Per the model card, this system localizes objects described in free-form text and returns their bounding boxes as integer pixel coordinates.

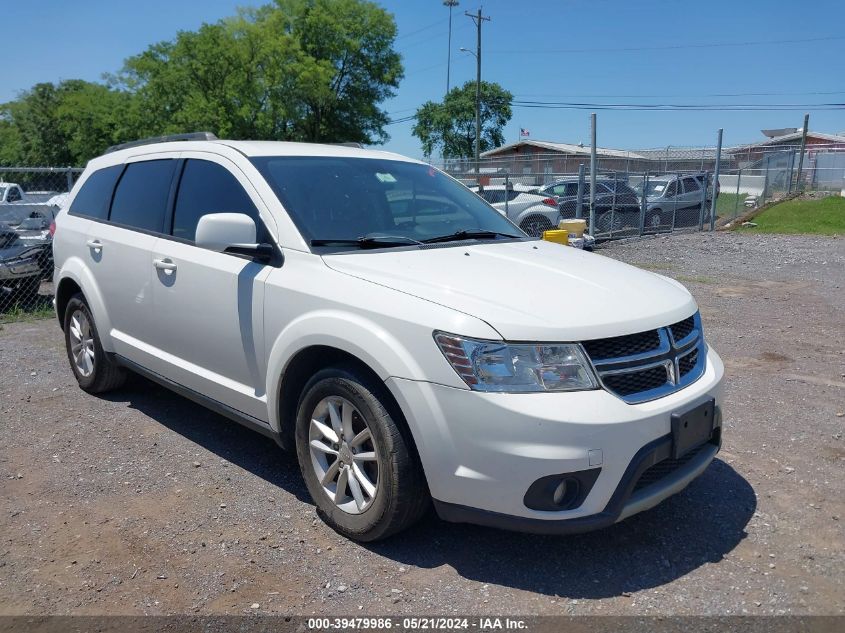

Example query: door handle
[153,258,177,272]
[86,239,102,251]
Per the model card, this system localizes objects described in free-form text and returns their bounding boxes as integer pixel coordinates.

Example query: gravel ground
[0,232,843,616]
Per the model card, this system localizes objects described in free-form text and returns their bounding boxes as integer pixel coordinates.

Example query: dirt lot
[0,232,843,616]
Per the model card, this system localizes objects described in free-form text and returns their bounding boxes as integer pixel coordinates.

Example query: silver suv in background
[636,174,719,230]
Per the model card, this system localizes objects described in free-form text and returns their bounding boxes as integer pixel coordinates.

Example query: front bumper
[386,346,724,533]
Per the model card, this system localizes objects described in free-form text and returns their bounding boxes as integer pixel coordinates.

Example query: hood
[322,240,697,342]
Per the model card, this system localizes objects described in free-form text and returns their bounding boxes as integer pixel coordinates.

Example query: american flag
[520,128,530,137]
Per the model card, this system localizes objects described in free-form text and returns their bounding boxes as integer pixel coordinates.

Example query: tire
[646,209,664,232]
[16,276,41,305]
[63,293,127,394]
[519,215,554,237]
[596,211,625,234]
[295,365,428,541]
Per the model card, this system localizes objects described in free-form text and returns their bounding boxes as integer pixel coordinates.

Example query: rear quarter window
[109,160,177,232]
[69,165,122,220]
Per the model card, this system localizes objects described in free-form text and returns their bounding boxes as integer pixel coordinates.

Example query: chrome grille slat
[583,312,706,404]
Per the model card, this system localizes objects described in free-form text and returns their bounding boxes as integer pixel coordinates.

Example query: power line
[514,89,845,99]
[487,34,845,55]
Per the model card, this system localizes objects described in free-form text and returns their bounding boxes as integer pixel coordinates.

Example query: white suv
[53,134,725,541]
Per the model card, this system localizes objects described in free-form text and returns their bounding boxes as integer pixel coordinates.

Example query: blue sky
[3,0,844,157]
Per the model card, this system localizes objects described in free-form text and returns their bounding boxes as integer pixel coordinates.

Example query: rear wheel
[596,211,625,234]
[519,215,554,237]
[295,365,428,541]
[63,293,127,393]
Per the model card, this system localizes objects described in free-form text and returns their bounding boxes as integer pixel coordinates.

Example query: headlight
[434,332,598,393]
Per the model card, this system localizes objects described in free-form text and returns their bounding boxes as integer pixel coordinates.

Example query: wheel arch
[54,260,112,347]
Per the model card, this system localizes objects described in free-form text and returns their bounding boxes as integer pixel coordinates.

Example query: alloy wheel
[308,396,380,514]
[68,309,95,377]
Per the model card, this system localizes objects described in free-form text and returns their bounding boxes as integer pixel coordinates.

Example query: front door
[146,156,275,421]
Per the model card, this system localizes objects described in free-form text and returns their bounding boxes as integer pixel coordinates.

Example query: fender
[264,309,435,433]
[56,258,115,351]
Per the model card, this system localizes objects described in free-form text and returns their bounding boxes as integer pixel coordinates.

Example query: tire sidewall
[63,295,104,391]
[294,368,400,539]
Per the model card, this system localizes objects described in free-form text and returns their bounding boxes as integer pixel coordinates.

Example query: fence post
[709,128,723,231]
[638,172,649,236]
[589,113,597,236]
[504,173,509,217]
[795,112,809,192]
[762,155,770,205]
[698,171,708,231]
[576,163,585,219]
[734,169,741,219]
[65,167,74,193]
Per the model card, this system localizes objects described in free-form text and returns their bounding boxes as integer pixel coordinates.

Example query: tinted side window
[69,166,122,220]
[682,177,700,193]
[665,181,678,197]
[110,160,177,232]
[172,160,262,242]
[7,187,22,202]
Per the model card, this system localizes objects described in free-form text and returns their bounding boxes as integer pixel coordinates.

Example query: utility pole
[466,8,490,179]
[444,1,459,96]
[795,112,810,192]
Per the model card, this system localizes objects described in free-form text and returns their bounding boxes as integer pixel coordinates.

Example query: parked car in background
[538,178,641,233]
[0,229,47,304]
[635,174,719,230]
[471,184,561,236]
[0,183,44,205]
[14,216,54,278]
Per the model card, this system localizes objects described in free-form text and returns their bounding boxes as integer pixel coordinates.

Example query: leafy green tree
[0,81,138,166]
[117,0,402,144]
[413,81,513,158]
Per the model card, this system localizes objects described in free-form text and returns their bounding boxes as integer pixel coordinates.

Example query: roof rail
[105,132,219,154]
[331,142,364,149]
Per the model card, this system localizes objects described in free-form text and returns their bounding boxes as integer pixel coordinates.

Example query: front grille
[678,348,698,377]
[603,365,668,396]
[582,330,660,360]
[670,316,695,342]
[632,442,708,494]
[583,312,706,404]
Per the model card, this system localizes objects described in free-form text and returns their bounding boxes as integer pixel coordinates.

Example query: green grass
[739,196,845,235]
[0,296,55,324]
[715,193,748,219]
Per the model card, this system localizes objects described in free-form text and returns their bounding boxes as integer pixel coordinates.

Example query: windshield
[637,181,671,197]
[251,157,523,245]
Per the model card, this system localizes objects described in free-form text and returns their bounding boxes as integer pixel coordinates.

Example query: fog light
[552,478,579,507]
[523,468,601,512]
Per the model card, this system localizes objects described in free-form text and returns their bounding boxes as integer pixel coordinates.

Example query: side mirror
[195,213,274,263]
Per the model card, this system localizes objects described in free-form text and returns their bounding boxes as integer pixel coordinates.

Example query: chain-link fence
[0,167,82,321]
[438,140,845,239]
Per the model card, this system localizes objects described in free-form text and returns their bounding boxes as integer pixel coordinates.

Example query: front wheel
[646,209,664,232]
[295,366,428,541]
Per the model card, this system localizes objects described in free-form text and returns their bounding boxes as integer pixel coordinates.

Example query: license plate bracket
[671,398,715,459]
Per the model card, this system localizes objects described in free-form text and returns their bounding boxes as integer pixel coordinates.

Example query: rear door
[146,155,276,420]
[681,176,703,211]
[87,156,178,361]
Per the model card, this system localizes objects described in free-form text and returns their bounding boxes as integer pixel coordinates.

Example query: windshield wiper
[310,235,423,249]
[422,229,522,244]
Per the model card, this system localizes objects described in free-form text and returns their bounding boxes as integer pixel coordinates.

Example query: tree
[1,81,140,166]
[412,81,513,159]
[116,0,402,144]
